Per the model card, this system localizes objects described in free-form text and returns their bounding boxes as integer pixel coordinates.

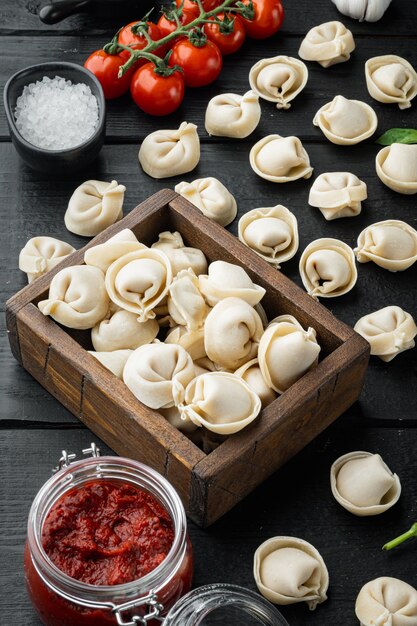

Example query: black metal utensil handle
[39,0,92,24]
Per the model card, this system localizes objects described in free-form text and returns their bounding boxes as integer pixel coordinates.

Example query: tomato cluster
[84,0,284,116]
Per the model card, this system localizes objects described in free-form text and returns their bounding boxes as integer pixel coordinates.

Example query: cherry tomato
[157,8,196,39]
[241,0,284,39]
[84,49,134,99]
[118,21,167,63]
[169,38,222,87]
[175,0,223,14]
[204,13,246,56]
[130,62,185,116]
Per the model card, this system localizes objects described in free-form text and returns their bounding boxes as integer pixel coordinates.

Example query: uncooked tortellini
[38,265,109,329]
[89,350,132,379]
[355,220,417,271]
[354,306,417,362]
[151,231,208,276]
[174,177,237,226]
[199,260,265,306]
[238,206,299,267]
[356,577,417,626]
[167,269,208,330]
[19,236,75,282]
[331,451,401,516]
[92,308,159,352]
[64,180,126,237]
[250,135,313,182]
[365,55,417,109]
[375,143,417,194]
[299,238,357,299]
[139,122,200,179]
[308,172,367,220]
[165,326,207,361]
[298,21,355,68]
[235,359,277,408]
[313,95,377,145]
[254,536,329,609]
[249,55,308,109]
[84,229,146,272]
[204,90,261,138]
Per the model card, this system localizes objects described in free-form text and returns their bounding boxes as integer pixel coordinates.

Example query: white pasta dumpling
[254,537,329,610]
[354,306,417,362]
[205,90,261,139]
[92,309,159,351]
[174,177,237,227]
[151,231,208,277]
[250,134,313,183]
[166,326,207,361]
[249,55,308,109]
[167,269,208,330]
[298,21,355,68]
[123,343,195,409]
[38,265,109,329]
[355,220,417,271]
[308,172,367,220]
[258,317,321,394]
[235,358,277,408]
[84,229,146,272]
[159,406,201,440]
[88,349,132,379]
[19,236,75,283]
[139,122,200,179]
[313,95,378,145]
[365,55,417,109]
[331,451,401,516]
[199,260,266,307]
[356,577,417,626]
[178,371,261,435]
[105,248,172,322]
[299,238,357,299]
[376,143,417,194]
[238,206,299,268]
[64,180,126,237]
[204,297,264,370]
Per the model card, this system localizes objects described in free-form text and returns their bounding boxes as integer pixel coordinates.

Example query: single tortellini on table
[354,306,417,362]
[64,180,126,237]
[234,358,277,408]
[88,349,132,379]
[38,265,109,330]
[151,231,208,276]
[19,236,75,282]
[258,316,321,394]
[355,219,417,271]
[84,229,146,272]
[138,122,200,179]
[92,308,159,352]
[308,172,367,220]
[199,260,266,307]
[356,577,417,626]
[250,134,313,182]
[298,21,355,68]
[165,326,207,361]
[254,536,329,610]
[204,90,261,138]
[313,95,378,145]
[249,55,308,109]
[299,238,357,299]
[174,177,237,226]
[105,248,172,322]
[331,451,401,516]
[375,143,417,194]
[238,206,299,268]
[365,55,417,109]
[167,269,208,330]
[123,343,195,409]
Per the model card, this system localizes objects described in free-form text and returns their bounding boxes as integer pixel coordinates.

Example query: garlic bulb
[331,0,392,23]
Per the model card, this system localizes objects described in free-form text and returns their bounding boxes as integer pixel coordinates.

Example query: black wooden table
[1,1,416,624]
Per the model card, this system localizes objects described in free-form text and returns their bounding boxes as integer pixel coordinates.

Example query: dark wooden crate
[6,189,370,526]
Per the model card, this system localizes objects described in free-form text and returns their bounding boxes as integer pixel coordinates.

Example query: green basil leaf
[376,128,417,146]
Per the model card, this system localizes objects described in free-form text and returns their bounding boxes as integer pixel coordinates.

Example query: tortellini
[199,261,266,307]
[254,537,329,609]
[88,349,132,379]
[298,21,355,68]
[84,229,146,272]
[299,238,358,299]
[249,55,308,109]
[204,90,261,139]
[354,306,417,362]
[174,177,237,226]
[308,172,367,220]
[178,371,261,435]
[64,180,126,237]
[167,269,208,330]
[91,308,159,352]
[19,236,75,282]
[331,451,401,516]
[313,95,378,145]
[105,248,172,321]
[123,343,195,409]
[365,55,417,109]
[250,134,313,182]
[376,143,417,194]
[238,206,299,267]
[165,326,207,361]
[38,265,109,330]
[151,231,208,276]
[356,577,417,626]
[258,316,320,394]
[159,406,201,438]
[234,359,277,408]
[355,220,417,271]
[138,122,200,179]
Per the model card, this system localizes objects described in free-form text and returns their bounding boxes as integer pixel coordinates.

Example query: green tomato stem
[382,523,417,551]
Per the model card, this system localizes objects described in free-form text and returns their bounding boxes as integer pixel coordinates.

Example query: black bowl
[4,61,106,174]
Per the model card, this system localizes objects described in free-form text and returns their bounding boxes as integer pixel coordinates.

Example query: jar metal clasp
[113,591,165,625]
[52,442,101,473]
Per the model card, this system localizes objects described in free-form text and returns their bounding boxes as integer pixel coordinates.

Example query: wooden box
[6,189,369,527]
